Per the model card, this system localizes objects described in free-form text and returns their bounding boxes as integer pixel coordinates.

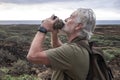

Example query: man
[27,8,96,80]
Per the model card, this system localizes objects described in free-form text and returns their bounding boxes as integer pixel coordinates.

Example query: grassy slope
[0,25,120,80]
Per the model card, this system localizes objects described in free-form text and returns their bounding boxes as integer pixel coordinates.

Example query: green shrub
[0,70,6,80]
[5,36,30,44]
[6,36,21,42]
[3,74,39,80]
[8,60,30,75]
[103,48,120,61]
[91,34,120,47]
[0,67,9,73]
[0,49,16,66]
[0,29,8,39]
[104,35,120,41]
[103,52,115,61]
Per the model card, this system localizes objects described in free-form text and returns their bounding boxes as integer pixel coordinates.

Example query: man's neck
[68,33,79,43]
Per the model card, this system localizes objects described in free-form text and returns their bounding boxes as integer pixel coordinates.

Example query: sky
[0,0,120,20]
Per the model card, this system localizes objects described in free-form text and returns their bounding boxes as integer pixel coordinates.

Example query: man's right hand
[41,15,59,32]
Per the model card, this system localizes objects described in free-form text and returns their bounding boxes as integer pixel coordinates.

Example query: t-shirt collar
[71,36,87,43]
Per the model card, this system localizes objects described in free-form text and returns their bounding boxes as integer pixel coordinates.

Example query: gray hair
[75,8,96,40]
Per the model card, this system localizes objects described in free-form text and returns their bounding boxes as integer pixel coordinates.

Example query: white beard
[61,25,70,34]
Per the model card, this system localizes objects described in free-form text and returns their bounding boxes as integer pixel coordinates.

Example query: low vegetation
[0,25,120,80]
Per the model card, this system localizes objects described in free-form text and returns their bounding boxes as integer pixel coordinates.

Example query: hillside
[0,25,120,80]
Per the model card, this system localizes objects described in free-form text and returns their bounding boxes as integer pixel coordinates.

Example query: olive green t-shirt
[45,42,89,80]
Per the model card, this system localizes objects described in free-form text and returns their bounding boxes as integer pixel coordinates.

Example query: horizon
[0,20,120,25]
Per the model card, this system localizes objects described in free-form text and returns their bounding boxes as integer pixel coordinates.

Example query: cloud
[95,9,120,20]
[0,3,74,20]
[0,0,120,20]
[0,0,120,11]
[0,0,82,4]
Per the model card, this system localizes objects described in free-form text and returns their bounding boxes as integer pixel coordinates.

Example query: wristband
[38,26,47,34]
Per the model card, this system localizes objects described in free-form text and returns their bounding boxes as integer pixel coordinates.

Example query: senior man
[27,8,96,80]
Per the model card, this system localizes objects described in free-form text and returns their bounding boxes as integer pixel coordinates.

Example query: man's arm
[27,15,58,65]
[27,32,50,65]
[51,30,62,48]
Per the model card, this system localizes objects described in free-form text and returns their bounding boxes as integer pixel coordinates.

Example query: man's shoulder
[64,42,83,49]
[45,43,78,58]
[60,43,79,51]
[63,42,78,47]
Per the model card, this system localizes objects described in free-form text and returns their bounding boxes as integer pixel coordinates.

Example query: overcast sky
[0,0,120,20]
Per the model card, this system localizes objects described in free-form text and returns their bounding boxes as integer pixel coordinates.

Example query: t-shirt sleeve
[45,44,73,70]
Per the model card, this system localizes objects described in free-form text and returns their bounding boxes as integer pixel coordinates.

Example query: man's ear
[75,23,83,30]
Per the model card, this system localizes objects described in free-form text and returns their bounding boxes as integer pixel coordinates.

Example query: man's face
[62,11,79,34]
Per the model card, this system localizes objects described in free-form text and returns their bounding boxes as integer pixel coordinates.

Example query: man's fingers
[51,14,58,20]
[53,17,59,22]
[42,15,59,25]
[50,15,59,23]
[51,14,55,19]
